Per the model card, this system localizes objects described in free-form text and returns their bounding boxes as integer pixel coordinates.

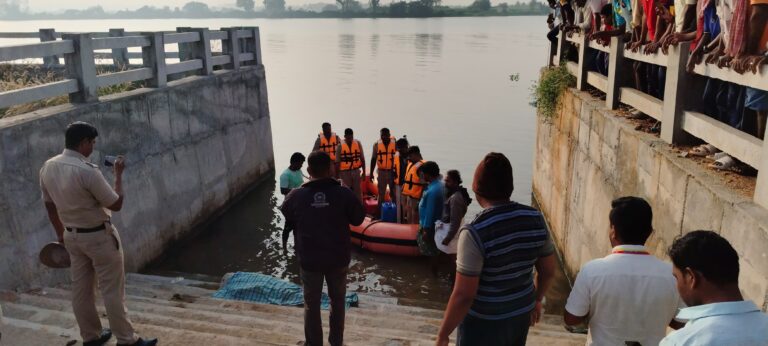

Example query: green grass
[531,64,576,121]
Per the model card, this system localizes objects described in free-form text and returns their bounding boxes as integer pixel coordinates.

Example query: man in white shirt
[564,196,683,346]
[660,231,768,345]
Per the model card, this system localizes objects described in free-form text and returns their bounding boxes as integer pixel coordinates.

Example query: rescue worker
[312,122,341,166]
[393,137,409,223]
[39,122,157,346]
[402,145,426,225]
[336,128,366,202]
[369,128,397,217]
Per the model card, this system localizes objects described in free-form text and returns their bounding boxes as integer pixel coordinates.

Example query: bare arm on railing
[732,4,768,74]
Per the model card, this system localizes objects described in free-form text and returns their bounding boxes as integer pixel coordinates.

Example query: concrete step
[0,273,586,346]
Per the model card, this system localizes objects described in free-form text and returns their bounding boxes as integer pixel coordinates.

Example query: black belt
[66,224,106,233]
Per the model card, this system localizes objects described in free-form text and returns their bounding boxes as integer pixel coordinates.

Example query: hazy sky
[23,0,503,11]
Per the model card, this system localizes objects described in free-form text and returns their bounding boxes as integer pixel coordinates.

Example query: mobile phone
[104,155,117,167]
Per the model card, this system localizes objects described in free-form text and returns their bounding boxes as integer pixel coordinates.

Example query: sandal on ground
[689,144,719,157]
[708,155,739,172]
[707,151,729,161]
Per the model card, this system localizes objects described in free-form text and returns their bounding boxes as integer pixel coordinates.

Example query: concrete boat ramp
[0,273,586,345]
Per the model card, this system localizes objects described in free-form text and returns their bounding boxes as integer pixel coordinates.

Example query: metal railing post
[109,28,129,68]
[605,36,625,110]
[39,28,59,68]
[62,33,98,103]
[223,27,241,70]
[661,42,692,144]
[141,32,167,88]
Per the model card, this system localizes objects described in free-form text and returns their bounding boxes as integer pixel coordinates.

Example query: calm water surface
[1,18,569,311]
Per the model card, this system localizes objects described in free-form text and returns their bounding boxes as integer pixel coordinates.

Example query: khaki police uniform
[39,149,138,345]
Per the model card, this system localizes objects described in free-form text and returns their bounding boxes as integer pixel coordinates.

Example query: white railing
[0,26,263,109]
[552,31,768,209]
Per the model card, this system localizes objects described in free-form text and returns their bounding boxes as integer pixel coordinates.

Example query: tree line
[0,0,549,20]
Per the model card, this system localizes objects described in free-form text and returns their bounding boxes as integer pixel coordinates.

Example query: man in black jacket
[280,151,366,346]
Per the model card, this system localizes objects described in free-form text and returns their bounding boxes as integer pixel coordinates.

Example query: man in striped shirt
[436,152,557,346]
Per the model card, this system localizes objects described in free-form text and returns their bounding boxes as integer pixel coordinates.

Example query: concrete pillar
[605,37,626,110]
[141,32,167,88]
[576,36,591,91]
[62,33,98,103]
[756,136,768,209]
[253,27,263,65]
[222,28,241,71]
[188,28,213,75]
[555,30,567,66]
[176,27,193,62]
[661,42,692,144]
[109,28,130,68]
[39,28,59,68]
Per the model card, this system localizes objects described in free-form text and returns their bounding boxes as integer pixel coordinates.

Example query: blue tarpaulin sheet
[212,272,358,310]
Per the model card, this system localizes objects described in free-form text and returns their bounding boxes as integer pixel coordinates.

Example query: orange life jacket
[402,160,425,198]
[318,132,338,161]
[375,137,396,170]
[339,140,363,171]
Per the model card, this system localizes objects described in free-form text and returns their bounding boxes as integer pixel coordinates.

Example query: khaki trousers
[396,185,404,223]
[376,169,397,210]
[340,169,362,202]
[63,224,137,345]
[405,196,421,225]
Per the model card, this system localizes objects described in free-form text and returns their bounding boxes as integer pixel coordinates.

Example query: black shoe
[117,337,158,346]
[83,329,112,346]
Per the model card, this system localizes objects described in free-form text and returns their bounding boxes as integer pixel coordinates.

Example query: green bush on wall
[531,64,575,121]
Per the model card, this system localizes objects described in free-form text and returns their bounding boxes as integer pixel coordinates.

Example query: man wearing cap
[436,152,557,346]
[39,122,157,346]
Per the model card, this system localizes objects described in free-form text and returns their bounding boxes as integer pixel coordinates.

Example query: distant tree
[322,3,340,11]
[370,0,380,14]
[497,2,508,12]
[264,0,286,13]
[182,1,210,15]
[389,1,407,16]
[237,0,256,11]
[470,0,491,11]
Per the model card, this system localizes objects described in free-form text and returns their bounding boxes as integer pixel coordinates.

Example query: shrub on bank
[531,64,575,121]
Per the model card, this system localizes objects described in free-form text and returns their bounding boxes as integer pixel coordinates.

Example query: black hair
[609,196,653,245]
[381,128,390,134]
[322,122,331,129]
[446,169,462,185]
[307,151,331,174]
[396,137,409,148]
[290,152,306,164]
[668,230,739,285]
[65,121,99,150]
[421,161,439,177]
[344,128,353,136]
[407,145,421,156]
[600,3,613,17]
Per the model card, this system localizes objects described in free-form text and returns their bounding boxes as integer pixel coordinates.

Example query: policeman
[336,128,366,202]
[39,122,157,346]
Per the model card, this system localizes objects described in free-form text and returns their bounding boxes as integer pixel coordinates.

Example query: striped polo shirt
[463,202,554,320]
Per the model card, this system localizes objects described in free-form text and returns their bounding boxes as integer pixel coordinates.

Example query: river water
[1,17,569,312]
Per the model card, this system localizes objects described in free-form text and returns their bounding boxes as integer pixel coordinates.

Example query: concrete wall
[533,88,768,310]
[0,66,274,289]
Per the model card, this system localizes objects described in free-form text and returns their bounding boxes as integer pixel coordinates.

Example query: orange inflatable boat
[350,217,421,256]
